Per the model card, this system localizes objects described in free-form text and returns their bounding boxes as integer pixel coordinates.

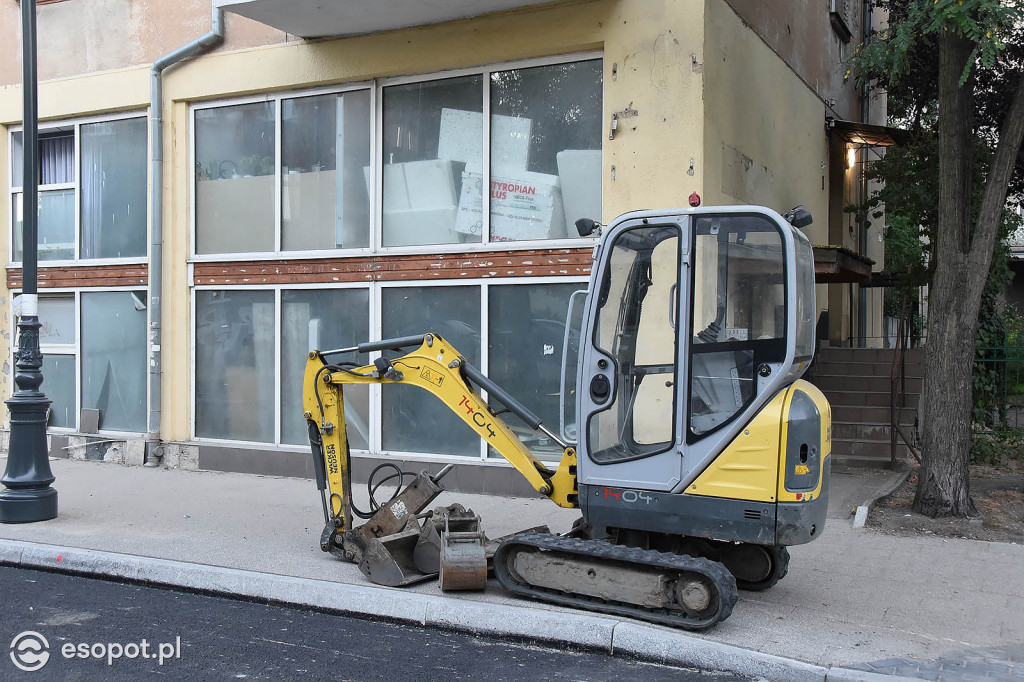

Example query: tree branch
[970,76,1024,270]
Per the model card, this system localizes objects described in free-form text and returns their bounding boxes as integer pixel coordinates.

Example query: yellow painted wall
[702,0,830,322]
[0,0,711,441]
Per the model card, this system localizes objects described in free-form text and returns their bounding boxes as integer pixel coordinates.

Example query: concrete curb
[852,469,912,529]
[0,538,914,682]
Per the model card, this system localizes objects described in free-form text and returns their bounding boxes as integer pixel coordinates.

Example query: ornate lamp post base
[0,316,57,523]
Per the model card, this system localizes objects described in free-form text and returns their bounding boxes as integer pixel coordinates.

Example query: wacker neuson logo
[9,630,182,671]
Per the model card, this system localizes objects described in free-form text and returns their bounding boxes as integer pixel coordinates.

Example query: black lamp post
[0,0,57,523]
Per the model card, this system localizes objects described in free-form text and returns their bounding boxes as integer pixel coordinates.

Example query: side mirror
[784,206,813,229]
[575,217,602,237]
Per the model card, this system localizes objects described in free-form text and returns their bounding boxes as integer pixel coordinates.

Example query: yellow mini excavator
[302,205,831,631]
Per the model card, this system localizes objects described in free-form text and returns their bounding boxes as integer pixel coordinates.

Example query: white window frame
[190,276,588,468]
[8,286,149,437]
[189,84,377,262]
[187,51,603,263]
[7,112,150,268]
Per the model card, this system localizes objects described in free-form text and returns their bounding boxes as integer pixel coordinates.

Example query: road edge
[0,538,912,682]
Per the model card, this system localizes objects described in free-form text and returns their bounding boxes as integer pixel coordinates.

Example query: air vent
[743,509,762,520]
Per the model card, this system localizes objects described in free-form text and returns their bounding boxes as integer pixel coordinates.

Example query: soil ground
[868,458,1024,543]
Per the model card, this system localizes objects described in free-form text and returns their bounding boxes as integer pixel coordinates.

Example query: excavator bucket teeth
[358,527,438,587]
[439,512,487,591]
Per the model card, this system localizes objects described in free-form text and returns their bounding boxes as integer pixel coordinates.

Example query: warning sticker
[420,368,444,387]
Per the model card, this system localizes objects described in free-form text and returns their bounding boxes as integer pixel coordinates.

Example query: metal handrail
[889,293,921,466]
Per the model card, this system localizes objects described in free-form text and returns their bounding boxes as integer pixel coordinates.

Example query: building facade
[0,0,885,490]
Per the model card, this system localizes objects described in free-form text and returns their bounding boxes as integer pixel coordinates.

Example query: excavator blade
[358,526,437,587]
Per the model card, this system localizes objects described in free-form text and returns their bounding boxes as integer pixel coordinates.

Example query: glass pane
[39,133,74,185]
[13,189,76,261]
[11,130,22,188]
[588,225,679,463]
[81,292,147,432]
[382,76,482,247]
[195,102,276,254]
[488,283,580,460]
[794,232,816,360]
[38,295,75,345]
[282,91,371,251]
[381,286,480,456]
[489,60,602,241]
[195,290,275,442]
[689,215,786,438]
[80,118,148,259]
[43,354,76,428]
[281,288,370,448]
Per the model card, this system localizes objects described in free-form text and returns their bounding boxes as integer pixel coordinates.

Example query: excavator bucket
[439,511,487,591]
[358,524,438,587]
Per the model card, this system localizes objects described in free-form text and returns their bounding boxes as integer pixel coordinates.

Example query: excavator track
[493,532,738,631]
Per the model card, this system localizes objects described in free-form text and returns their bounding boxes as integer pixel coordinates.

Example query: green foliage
[856,0,1021,88]
[971,423,1024,464]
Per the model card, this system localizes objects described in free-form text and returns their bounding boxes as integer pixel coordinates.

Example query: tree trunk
[914,29,1024,517]
[913,30,978,517]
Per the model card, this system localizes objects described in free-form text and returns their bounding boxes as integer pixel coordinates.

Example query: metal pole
[0,0,57,523]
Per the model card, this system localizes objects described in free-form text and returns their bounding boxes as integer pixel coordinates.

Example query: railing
[889,296,921,466]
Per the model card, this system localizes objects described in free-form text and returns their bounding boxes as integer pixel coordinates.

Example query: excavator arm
[302,332,579,532]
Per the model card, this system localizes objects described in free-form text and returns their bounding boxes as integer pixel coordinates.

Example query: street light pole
[0,0,57,523]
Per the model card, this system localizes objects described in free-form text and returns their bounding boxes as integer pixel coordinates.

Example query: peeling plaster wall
[703,0,831,323]
[0,0,289,86]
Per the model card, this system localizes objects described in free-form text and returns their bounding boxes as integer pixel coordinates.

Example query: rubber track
[493,532,738,631]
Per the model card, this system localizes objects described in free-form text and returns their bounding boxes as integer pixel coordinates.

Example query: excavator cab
[570,207,828,571]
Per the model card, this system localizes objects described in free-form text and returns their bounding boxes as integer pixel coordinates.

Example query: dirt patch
[867,460,1024,543]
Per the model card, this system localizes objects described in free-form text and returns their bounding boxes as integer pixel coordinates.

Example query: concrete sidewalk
[0,456,1021,681]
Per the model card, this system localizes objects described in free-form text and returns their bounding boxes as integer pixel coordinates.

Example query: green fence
[974,345,1024,432]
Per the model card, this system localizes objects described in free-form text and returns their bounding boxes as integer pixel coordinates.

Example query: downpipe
[146,6,224,466]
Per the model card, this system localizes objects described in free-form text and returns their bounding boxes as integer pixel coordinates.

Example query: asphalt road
[0,566,744,681]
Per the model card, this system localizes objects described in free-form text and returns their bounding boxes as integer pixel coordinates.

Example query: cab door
[575,217,688,491]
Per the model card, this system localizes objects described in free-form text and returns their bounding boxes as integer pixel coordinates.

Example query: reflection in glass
[13,189,76,261]
[195,290,275,442]
[81,118,148,259]
[42,354,75,428]
[195,102,276,254]
[489,60,602,241]
[282,91,371,250]
[381,286,480,456]
[11,130,22,188]
[281,289,370,448]
[82,292,147,432]
[38,295,76,345]
[382,76,482,247]
[487,283,580,459]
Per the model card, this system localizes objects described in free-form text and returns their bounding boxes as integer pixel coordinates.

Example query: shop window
[488,60,603,242]
[81,292,148,432]
[195,102,276,254]
[15,291,147,432]
[195,290,276,441]
[380,285,481,456]
[381,76,483,247]
[280,288,370,448]
[282,92,371,251]
[10,117,147,262]
[487,282,581,459]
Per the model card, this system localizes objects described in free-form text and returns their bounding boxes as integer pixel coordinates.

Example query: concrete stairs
[808,347,925,467]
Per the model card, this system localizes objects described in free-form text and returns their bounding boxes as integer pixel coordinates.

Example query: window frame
[190,276,588,466]
[7,285,149,437]
[187,51,603,263]
[7,111,150,268]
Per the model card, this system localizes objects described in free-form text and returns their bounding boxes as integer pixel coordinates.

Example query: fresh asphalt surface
[0,566,746,681]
